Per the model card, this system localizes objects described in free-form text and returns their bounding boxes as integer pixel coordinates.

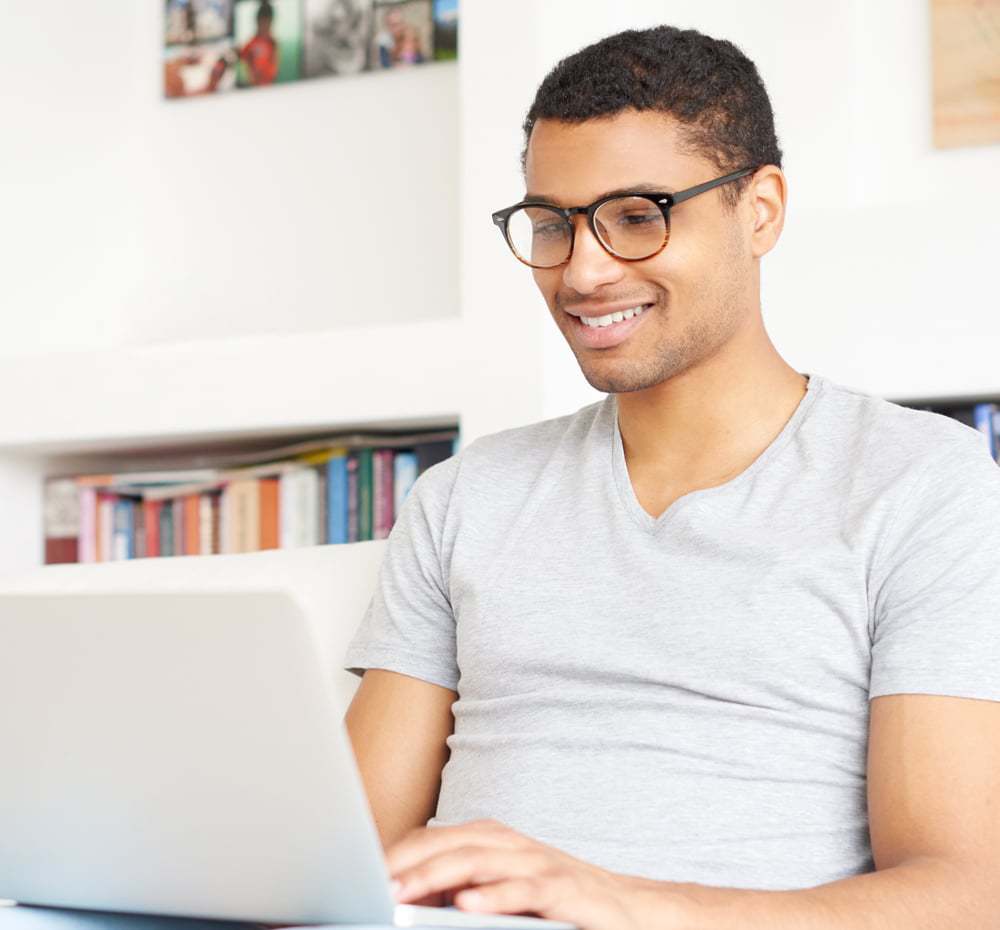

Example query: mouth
[565,303,654,349]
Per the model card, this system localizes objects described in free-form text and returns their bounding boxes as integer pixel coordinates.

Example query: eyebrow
[522,182,676,204]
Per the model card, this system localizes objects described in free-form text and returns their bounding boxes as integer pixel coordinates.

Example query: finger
[386,819,524,875]
[454,877,570,921]
[394,845,547,903]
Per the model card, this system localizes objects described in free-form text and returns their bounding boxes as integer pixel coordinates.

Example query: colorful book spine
[112,498,135,561]
[259,478,280,550]
[358,448,374,542]
[347,453,360,544]
[373,449,395,540]
[144,499,163,558]
[78,485,98,563]
[327,455,349,544]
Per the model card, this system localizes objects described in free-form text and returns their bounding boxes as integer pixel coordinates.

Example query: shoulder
[408,398,607,507]
[809,374,993,485]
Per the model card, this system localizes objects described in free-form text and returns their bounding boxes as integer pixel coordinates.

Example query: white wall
[0,1,459,357]
[459,1,1000,434]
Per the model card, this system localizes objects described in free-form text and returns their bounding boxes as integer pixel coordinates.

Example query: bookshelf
[0,318,464,579]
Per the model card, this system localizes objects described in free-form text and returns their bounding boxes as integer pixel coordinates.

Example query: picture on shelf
[164,0,237,98]
[164,0,458,99]
[234,0,303,86]
[432,0,457,60]
[931,0,1000,148]
[371,0,432,68]
[164,41,238,97]
[303,0,372,78]
[166,0,234,46]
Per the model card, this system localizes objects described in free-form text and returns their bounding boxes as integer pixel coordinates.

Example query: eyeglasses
[491,166,757,269]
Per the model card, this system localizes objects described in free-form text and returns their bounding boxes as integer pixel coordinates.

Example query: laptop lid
[0,590,395,926]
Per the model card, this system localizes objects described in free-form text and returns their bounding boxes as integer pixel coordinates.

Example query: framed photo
[432,0,457,61]
[371,0,433,69]
[303,0,373,78]
[234,0,303,87]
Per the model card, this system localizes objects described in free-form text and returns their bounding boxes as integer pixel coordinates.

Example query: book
[326,454,349,545]
[358,448,374,542]
[393,450,418,516]
[78,485,98,563]
[346,453,360,544]
[144,499,163,558]
[259,478,280,550]
[43,479,80,565]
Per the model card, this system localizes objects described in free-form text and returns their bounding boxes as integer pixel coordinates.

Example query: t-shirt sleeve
[343,454,460,692]
[869,430,1000,702]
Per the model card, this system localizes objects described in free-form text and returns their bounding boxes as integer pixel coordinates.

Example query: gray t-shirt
[344,372,1000,891]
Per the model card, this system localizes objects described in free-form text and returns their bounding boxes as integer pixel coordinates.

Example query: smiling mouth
[574,304,653,329]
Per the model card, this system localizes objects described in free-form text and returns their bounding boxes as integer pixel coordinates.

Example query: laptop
[0,590,574,930]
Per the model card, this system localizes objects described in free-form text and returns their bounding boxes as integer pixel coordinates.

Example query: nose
[561,214,626,295]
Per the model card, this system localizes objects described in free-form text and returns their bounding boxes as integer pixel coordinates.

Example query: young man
[344,26,1000,930]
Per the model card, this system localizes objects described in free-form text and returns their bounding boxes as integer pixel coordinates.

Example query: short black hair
[522,26,783,211]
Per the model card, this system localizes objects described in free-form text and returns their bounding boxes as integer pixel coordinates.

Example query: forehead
[524,110,710,204]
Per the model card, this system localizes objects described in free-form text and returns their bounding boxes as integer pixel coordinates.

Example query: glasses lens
[506,206,572,268]
[593,196,668,259]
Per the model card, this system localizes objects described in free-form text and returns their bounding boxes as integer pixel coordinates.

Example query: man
[344,25,1000,930]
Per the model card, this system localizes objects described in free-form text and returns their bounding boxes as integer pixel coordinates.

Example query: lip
[563,300,654,318]
[567,304,652,349]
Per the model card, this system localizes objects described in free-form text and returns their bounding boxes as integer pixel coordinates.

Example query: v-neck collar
[609,372,824,533]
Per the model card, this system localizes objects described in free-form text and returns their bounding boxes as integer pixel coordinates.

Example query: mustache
[554,289,665,314]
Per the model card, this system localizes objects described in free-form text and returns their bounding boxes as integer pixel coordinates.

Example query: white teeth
[580,305,648,328]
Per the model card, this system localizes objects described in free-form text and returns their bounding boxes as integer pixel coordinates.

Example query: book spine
[144,499,162,558]
[159,499,174,557]
[327,455,348,544]
[210,491,221,555]
[347,453,359,544]
[358,448,373,542]
[134,500,146,559]
[172,499,185,557]
[374,449,395,540]
[259,477,280,550]
[78,485,98,563]
[199,493,214,554]
[184,493,201,555]
[393,451,418,519]
[43,478,80,565]
[315,465,327,546]
[112,498,133,561]
[97,492,115,562]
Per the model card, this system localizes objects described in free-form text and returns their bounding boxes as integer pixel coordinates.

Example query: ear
[747,165,787,259]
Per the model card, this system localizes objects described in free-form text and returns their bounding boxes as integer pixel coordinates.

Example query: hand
[386,818,671,930]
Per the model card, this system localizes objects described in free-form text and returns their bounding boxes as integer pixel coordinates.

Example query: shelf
[0,317,465,456]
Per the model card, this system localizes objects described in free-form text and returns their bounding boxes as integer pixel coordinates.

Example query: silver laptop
[0,590,573,930]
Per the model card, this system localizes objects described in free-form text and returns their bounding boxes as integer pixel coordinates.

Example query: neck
[615,319,808,486]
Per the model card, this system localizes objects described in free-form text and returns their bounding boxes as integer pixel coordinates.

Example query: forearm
[649,856,997,930]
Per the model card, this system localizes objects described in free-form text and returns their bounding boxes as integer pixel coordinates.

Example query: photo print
[371,0,433,69]
[164,0,237,98]
[432,0,457,60]
[234,0,303,86]
[304,0,373,78]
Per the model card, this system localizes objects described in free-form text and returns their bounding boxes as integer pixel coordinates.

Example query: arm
[345,667,456,850]
[653,692,1000,929]
[387,693,1000,929]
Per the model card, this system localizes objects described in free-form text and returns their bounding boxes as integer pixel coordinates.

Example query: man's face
[524,109,756,395]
